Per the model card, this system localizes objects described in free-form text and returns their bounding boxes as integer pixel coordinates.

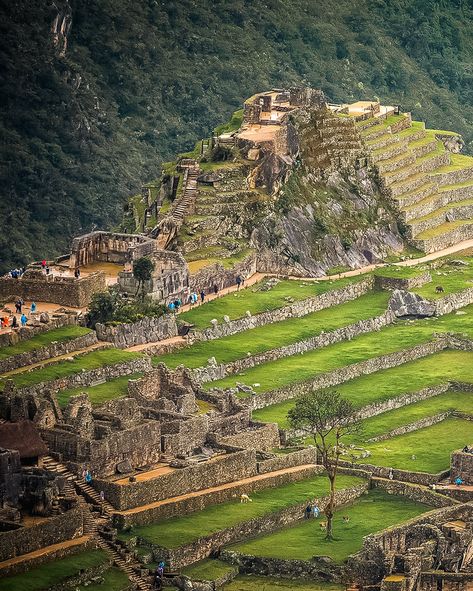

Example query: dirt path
[0,535,91,572]
[114,463,316,516]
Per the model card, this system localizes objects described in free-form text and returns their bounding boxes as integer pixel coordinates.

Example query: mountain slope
[1,0,472,272]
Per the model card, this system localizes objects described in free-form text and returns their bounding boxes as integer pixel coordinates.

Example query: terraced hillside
[359,114,473,253]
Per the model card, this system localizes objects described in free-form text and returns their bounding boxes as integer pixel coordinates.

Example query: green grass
[374,265,427,279]
[254,351,473,429]
[224,576,343,591]
[0,326,92,361]
[228,490,428,563]
[359,417,473,473]
[178,276,362,330]
[76,567,130,591]
[416,220,471,240]
[182,559,235,581]
[160,291,390,369]
[0,549,109,591]
[0,349,142,390]
[214,108,244,136]
[119,474,363,549]
[433,153,473,173]
[207,304,473,395]
[57,372,145,407]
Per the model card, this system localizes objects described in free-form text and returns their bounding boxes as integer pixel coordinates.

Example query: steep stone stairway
[42,455,154,591]
[153,159,200,250]
[358,114,473,253]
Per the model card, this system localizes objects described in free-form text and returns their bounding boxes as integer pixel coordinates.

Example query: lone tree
[288,390,360,540]
[133,257,154,301]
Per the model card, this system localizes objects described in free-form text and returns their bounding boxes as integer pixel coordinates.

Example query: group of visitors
[304,500,321,519]
[168,298,183,312]
[8,267,25,278]
[41,260,51,275]
[1,300,37,330]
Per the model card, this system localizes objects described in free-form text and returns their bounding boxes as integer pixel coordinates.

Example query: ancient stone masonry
[68,231,157,269]
[450,449,473,485]
[152,481,368,570]
[189,276,374,342]
[347,503,473,591]
[193,310,394,384]
[95,313,178,348]
[238,338,449,411]
[117,249,190,304]
[0,331,98,374]
[0,267,106,308]
[0,310,82,349]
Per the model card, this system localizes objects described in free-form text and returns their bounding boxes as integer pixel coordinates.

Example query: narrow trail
[114,463,317,516]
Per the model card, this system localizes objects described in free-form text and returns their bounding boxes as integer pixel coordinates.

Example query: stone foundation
[95,314,178,348]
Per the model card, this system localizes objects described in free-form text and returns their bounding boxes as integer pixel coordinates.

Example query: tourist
[74,267,81,278]
[1,317,8,329]
[85,469,92,484]
[312,503,320,518]
[168,301,175,313]
[213,284,218,295]
[45,265,50,275]
[20,313,27,327]
[388,469,394,480]
[11,315,18,329]
[236,275,242,290]
[192,292,198,304]
[455,477,464,487]
[200,290,205,303]
[41,259,46,269]
[30,301,36,314]
[305,502,312,519]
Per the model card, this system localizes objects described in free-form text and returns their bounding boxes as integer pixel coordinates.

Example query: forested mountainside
[1,0,473,272]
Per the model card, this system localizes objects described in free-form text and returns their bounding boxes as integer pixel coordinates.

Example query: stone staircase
[152,159,200,250]
[359,115,473,253]
[42,455,154,591]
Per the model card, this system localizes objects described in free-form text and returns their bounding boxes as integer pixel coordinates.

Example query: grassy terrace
[178,276,361,330]
[119,474,364,548]
[182,559,235,581]
[253,350,473,428]
[224,576,343,591]
[0,348,142,390]
[56,372,144,407]
[0,549,113,591]
[206,304,473,395]
[0,326,92,361]
[160,291,390,369]
[228,490,428,563]
[359,417,473,473]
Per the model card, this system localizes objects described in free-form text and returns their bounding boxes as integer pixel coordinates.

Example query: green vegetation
[57,372,144,407]
[229,490,428,563]
[0,549,109,591]
[206,305,473,395]
[179,276,360,330]
[0,326,92,361]
[214,109,244,136]
[76,567,130,591]
[87,290,167,328]
[254,351,473,428]
[0,348,142,390]
[359,418,473,473]
[162,291,390,369]
[224,576,343,591]
[3,1,473,272]
[182,559,235,581]
[119,474,363,548]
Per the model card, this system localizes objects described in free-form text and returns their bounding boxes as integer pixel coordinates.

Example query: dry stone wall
[96,450,257,511]
[0,331,97,373]
[193,310,394,384]
[338,459,449,486]
[256,447,317,474]
[114,465,320,529]
[189,277,374,343]
[17,357,152,398]
[95,314,178,348]
[216,422,280,451]
[243,338,448,411]
[434,286,473,315]
[189,254,257,295]
[415,223,473,254]
[0,504,83,562]
[371,477,458,508]
[374,272,432,291]
[153,481,368,569]
[0,313,81,348]
[0,271,106,307]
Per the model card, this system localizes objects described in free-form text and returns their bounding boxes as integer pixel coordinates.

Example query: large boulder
[388,289,436,318]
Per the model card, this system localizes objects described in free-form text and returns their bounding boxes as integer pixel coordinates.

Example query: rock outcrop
[388,289,436,318]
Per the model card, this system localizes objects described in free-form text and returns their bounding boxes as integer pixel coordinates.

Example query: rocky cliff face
[245,108,404,276]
